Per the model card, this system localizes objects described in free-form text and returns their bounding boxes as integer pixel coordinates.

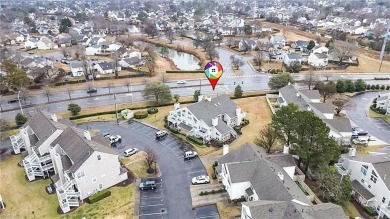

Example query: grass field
[216,201,241,219]
[342,201,362,218]
[0,155,136,219]
[0,129,19,141]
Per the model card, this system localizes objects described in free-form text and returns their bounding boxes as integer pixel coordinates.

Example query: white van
[155,130,167,139]
[184,151,198,160]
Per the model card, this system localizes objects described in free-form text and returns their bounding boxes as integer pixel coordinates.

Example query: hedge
[166,70,204,73]
[147,107,158,114]
[234,126,242,135]
[134,110,148,119]
[187,136,203,145]
[88,190,111,204]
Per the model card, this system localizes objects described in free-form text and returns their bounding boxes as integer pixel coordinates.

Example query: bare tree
[330,41,357,65]
[206,49,219,60]
[110,51,120,77]
[136,42,146,57]
[232,58,245,70]
[303,70,319,90]
[145,60,157,77]
[86,82,94,97]
[333,95,351,116]
[124,78,132,92]
[66,84,73,99]
[19,87,29,105]
[254,124,279,153]
[315,81,337,103]
[253,52,264,70]
[226,37,233,48]
[144,148,157,173]
[165,27,174,43]
[43,85,52,102]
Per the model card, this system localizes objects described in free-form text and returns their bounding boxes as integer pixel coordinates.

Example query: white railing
[334,163,348,175]
[380,205,390,218]
[10,132,24,154]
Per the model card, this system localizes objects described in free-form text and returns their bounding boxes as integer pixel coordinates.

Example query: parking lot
[78,121,218,219]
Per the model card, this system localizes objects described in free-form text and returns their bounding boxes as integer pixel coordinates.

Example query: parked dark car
[139,181,157,191]
[352,127,368,136]
[87,88,98,94]
[8,99,19,104]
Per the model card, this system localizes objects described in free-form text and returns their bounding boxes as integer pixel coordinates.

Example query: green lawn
[0,155,136,218]
[0,129,19,141]
[342,201,362,218]
[368,109,390,124]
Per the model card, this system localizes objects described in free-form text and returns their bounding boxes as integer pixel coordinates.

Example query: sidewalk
[190,183,228,208]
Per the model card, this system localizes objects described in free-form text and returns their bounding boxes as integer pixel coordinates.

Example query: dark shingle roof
[51,127,117,173]
[267,154,296,168]
[299,90,321,100]
[243,200,303,219]
[97,61,114,70]
[295,40,309,47]
[215,118,234,134]
[323,118,352,133]
[187,95,238,127]
[123,57,141,65]
[309,102,334,114]
[352,180,374,200]
[372,162,390,190]
[217,143,263,165]
[287,53,302,60]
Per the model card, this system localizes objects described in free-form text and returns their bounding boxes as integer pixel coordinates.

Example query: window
[361,179,364,183]
[383,197,386,203]
[372,171,378,177]
[77,171,85,179]
[370,174,377,183]
[97,155,101,161]
[99,184,103,190]
[368,185,371,188]
[361,165,368,176]
[92,177,97,183]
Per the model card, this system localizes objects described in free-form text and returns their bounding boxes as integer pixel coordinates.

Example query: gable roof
[215,117,234,134]
[352,180,375,200]
[217,143,263,165]
[96,61,114,70]
[272,35,286,42]
[123,57,141,65]
[309,102,334,114]
[323,118,352,133]
[51,127,117,173]
[299,89,321,100]
[314,53,328,59]
[187,95,238,127]
[295,40,309,47]
[372,162,390,190]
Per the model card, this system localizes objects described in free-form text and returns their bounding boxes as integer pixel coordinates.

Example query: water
[138,41,201,70]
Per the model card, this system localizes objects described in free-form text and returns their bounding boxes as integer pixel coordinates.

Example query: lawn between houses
[0,155,138,219]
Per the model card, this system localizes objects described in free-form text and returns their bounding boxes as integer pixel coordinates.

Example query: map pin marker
[204,61,223,90]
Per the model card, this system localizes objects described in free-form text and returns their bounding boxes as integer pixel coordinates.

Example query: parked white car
[192,175,210,185]
[106,135,122,145]
[124,148,139,157]
[177,80,186,84]
[352,138,368,145]
[184,151,198,160]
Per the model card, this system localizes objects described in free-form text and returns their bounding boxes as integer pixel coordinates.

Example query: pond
[138,41,201,70]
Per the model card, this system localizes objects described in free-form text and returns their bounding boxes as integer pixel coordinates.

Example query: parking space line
[140,204,164,208]
[187,170,205,174]
[140,196,163,200]
[196,214,220,219]
[139,212,167,216]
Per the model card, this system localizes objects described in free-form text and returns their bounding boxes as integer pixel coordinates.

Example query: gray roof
[272,35,286,42]
[299,90,321,100]
[217,143,263,166]
[61,154,72,170]
[123,57,141,65]
[215,117,234,134]
[51,127,117,173]
[23,111,68,149]
[309,102,334,114]
[314,53,328,59]
[299,202,347,219]
[295,40,309,47]
[97,61,114,70]
[267,154,296,168]
[70,61,83,69]
[323,118,352,133]
[187,95,239,127]
[287,53,302,60]
[279,85,308,111]
[352,180,375,200]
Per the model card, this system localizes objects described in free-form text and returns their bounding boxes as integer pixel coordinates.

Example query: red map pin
[204,61,223,90]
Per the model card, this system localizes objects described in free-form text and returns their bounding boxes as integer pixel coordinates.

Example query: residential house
[89,36,105,46]
[335,147,390,217]
[283,53,302,66]
[375,93,390,115]
[311,46,329,55]
[24,38,39,49]
[291,40,309,51]
[220,27,236,36]
[238,39,257,51]
[269,35,286,48]
[70,62,84,77]
[277,83,352,144]
[118,57,142,68]
[93,61,121,74]
[100,42,121,53]
[215,143,347,219]
[308,53,329,67]
[9,111,128,213]
[37,36,58,50]
[167,95,246,142]
[85,45,102,56]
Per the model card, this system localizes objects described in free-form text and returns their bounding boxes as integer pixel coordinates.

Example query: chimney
[84,130,91,140]
[51,113,58,122]
[236,108,242,116]
[174,102,180,110]
[223,144,229,155]
[348,148,356,157]
[198,95,204,102]
[296,92,300,97]
[283,144,289,154]
[212,117,218,126]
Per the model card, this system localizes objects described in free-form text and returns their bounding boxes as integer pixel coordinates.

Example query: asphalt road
[346,91,390,144]
[77,120,210,219]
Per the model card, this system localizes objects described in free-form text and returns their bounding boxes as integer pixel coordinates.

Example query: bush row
[134,110,148,119]
[199,188,225,196]
[187,136,203,145]
[88,190,111,204]
[166,70,204,73]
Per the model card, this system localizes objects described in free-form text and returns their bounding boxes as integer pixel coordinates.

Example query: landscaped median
[0,155,136,218]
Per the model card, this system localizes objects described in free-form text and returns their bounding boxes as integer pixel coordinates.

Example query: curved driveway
[78,120,209,219]
[346,91,390,144]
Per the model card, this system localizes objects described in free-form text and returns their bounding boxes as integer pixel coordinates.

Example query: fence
[265,94,279,114]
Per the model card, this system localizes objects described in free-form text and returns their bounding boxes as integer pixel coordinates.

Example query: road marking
[187,170,205,174]
[140,196,163,200]
[224,85,230,92]
[139,211,167,216]
[140,204,164,208]
[196,214,220,219]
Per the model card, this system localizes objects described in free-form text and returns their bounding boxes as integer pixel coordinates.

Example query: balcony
[379,205,390,219]
[334,163,348,175]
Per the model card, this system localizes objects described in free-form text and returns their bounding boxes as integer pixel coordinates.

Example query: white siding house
[283,53,302,66]
[376,93,390,115]
[85,45,102,56]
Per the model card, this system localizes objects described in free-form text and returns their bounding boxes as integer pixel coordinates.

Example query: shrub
[199,191,204,196]
[366,84,371,90]
[203,191,209,195]
[15,113,28,127]
[134,110,148,119]
[212,173,217,179]
[241,119,249,127]
[169,127,180,134]
[370,84,376,90]
[234,126,242,135]
[147,107,158,114]
[211,190,216,194]
[89,190,111,204]
[216,141,224,147]
[187,136,203,145]
[375,84,380,89]
[380,85,386,90]
[387,85,390,90]
[363,207,378,216]
[68,103,81,116]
